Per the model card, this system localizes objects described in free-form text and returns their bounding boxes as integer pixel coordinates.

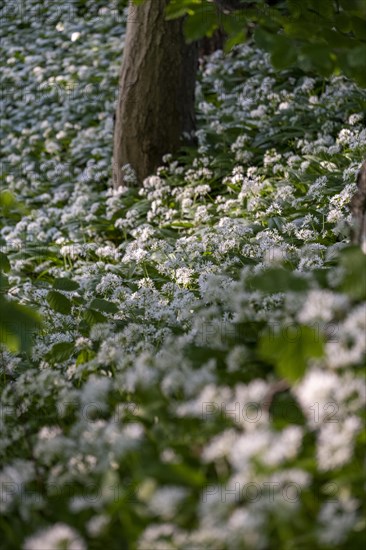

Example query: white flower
[138,523,182,548]
[295,367,365,425]
[71,32,81,42]
[95,245,120,260]
[230,426,303,470]
[23,524,86,550]
[318,497,359,544]
[262,426,303,466]
[278,101,290,111]
[326,304,366,368]
[175,267,194,286]
[297,290,349,324]
[86,515,109,537]
[202,429,238,462]
[38,426,62,440]
[148,486,187,520]
[337,128,352,145]
[226,345,251,372]
[80,376,111,413]
[348,113,363,125]
[298,77,315,92]
[263,246,287,265]
[317,416,361,471]
[228,507,266,547]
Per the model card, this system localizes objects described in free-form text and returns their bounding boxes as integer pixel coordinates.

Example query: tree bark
[113,0,198,188]
[350,160,366,249]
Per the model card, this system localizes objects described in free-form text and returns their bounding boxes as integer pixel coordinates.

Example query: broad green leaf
[46,290,72,315]
[0,327,19,353]
[247,268,309,293]
[84,308,108,326]
[351,16,366,39]
[76,348,95,365]
[334,12,352,33]
[270,392,306,428]
[338,246,366,300]
[254,27,275,51]
[166,462,206,487]
[165,0,200,20]
[0,300,41,352]
[90,298,119,314]
[183,3,218,42]
[299,44,334,76]
[259,325,324,384]
[53,277,80,291]
[222,12,247,53]
[347,44,366,70]
[255,32,298,71]
[0,252,10,273]
[308,0,334,20]
[287,0,302,19]
[340,0,366,16]
[0,273,9,292]
[271,39,297,69]
[322,28,355,50]
[0,190,16,209]
[46,341,75,362]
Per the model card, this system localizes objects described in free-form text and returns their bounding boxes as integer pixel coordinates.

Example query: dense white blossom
[1,3,365,547]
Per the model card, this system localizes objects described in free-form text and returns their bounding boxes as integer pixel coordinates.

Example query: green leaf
[183,3,218,42]
[224,30,247,54]
[268,217,285,230]
[334,12,352,33]
[299,43,334,76]
[351,16,366,40]
[0,300,41,352]
[76,348,95,365]
[0,327,20,353]
[271,35,298,69]
[0,273,10,292]
[0,252,10,273]
[53,277,80,291]
[169,221,195,228]
[165,0,200,20]
[46,290,72,315]
[46,341,75,362]
[287,0,302,19]
[254,27,275,50]
[166,462,206,488]
[347,44,366,69]
[259,325,324,384]
[309,0,334,20]
[0,190,16,209]
[247,268,309,293]
[338,246,366,300]
[84,308,108,326]
[270,392,306,428]
[340,0,366,16]
[90,298,119,314]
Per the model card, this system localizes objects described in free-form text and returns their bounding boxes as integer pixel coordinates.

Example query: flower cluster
[0,2,365,549]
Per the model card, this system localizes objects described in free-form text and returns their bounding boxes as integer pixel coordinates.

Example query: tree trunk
[351,160,366,249]
[113,0,198,188]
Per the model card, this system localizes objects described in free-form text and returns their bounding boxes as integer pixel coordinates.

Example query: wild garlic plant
[0,1,365,549]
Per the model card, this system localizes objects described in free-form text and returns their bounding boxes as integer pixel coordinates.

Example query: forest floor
[1,1,366,549]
